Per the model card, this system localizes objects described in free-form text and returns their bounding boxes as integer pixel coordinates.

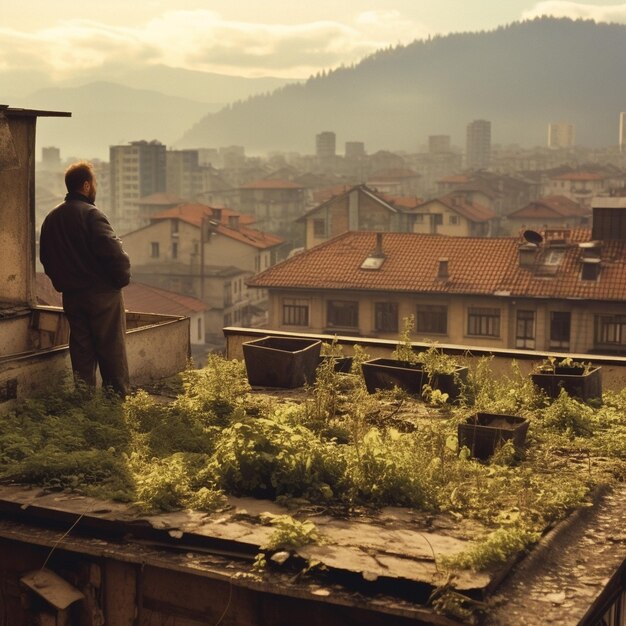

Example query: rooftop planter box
[458,412,530,460]
[361,358,468,401]
[242,336,322,388]
[531,362,602,402]
[318,355,353,374]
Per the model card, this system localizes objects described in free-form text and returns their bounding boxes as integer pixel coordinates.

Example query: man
[40,161,131,397]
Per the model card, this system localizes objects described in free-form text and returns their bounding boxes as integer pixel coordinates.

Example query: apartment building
[248,200,626,354]
[110,140,166,232]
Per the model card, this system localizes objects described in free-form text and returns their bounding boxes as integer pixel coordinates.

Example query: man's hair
[65,161,95,193]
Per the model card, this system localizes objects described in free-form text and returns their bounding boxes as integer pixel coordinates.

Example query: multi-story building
[110,140,166,232]
[409,193,496,237]
[544,170,623,208]
[506,195,590,233]
[122,203,285,341]
[248,198,626,354]
[345,141,365,159]
[428,135,451,154]
[238,179,308,246]
[299,184,413,249]
[466,119,491,170]
[166,149,204,200]
[315,132,336,159]
[548,122,575,149]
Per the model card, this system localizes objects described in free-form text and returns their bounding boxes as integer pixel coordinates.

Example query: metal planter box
[242,336,322,388]
[531,366,602,402]
[458,412,529,460]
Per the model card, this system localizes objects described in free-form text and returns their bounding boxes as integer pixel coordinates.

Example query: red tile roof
[552,171,607,181]
[36,274,207,315]
[151,203,284,249]
[380,193,423,209]
[152,203,255,227]
[248,230,626,301]
[508,196,589,219]
[413,195,497,223]
[240,179,304,190]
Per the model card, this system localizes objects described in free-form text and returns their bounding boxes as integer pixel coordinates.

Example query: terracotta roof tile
[151,203,283,249]
[248,230,626,302]
[36,274,207,315]
[152,203,255,227]
[508,196,589,219]
[413,195,497,223]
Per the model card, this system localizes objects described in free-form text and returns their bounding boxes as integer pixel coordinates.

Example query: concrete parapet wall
[224,326,626,393]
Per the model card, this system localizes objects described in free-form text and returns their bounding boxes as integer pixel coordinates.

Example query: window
[172,242,178,259]
[433,214,443,226]
[327,300,359,329]
[171,220,179,235]
[374,302,398,332]
[468,307,500,337]
[412,214,424,225]
[595,315,626,347]
[313,219,327,237]
[150,242,159,258]
[283,298,309,326]
[516,310,535,349]
[549,311,570,349]
[449,215,460,225]
[197,318,203,341]
[416,305,447,335]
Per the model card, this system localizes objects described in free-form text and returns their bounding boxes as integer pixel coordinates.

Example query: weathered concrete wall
[0,115,36,307]
[0,312,33,356]
[224,326,626,393]
[126,316,190,384]
[0,313,190,411]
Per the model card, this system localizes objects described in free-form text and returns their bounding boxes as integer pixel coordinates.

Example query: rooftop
[2,343,626,625]
[248,230,625,301]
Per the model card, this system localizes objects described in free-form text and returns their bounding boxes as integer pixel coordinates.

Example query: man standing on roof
[40,161,131,397]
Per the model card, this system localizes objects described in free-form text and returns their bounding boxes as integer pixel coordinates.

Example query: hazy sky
[3,1,626,79]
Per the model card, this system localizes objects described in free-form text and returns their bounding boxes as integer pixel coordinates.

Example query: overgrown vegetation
[2,348,626,585]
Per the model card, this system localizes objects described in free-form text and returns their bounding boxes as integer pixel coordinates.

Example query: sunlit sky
[3,1,626,79]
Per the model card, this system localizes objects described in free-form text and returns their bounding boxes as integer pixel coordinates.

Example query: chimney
[212,207,222,222]
[373,232,384,257]
[228,214,240,230]
[519,243,538,267]
[437,258,449,280]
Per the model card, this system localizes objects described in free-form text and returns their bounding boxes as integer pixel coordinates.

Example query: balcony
[0,305,189,406]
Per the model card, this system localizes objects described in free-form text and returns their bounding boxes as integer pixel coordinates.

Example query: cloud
[0,9,426,79]
[522,2,626,23]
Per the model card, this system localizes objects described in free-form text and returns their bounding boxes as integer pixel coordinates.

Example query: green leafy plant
[392,315,420,364]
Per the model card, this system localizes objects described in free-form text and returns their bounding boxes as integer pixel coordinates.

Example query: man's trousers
[62,288,130,397]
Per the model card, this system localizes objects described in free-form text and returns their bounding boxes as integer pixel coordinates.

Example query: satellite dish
[523,230,543,245]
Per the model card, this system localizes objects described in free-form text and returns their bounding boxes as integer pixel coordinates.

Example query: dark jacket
[40,192,131,292]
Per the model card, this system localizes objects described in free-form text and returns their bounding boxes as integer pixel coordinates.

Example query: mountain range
[6,17,626,160]
[4,66,296,160]
[177,17,626,154]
